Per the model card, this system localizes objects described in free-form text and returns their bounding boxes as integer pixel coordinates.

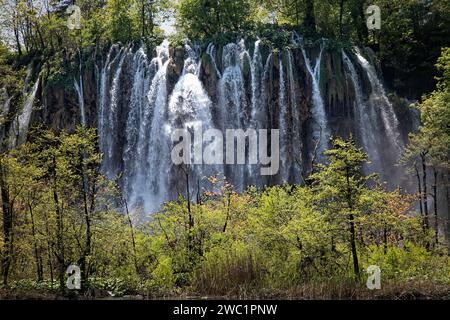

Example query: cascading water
[354,48,402,151]
[293,33,330,163]
[10,74,40,146]
[168,43,219,197]
[287,51,303,180]
[0,89,12,140]
[123,40,170,212]
[89,37,411,214]
[218,40,249,191]
[74,49,86,126]
[98,46,116,146]
[219,41,247,129]
[98,45,128,177]
[278,53,289,182]
[206,43,221,78]
[1,95,12,119]
[143,42,171,209]
[342,49,382,174]
[259,52,272,126]
[250,40,263,125]
[354,47,404,182]
[246,40,264,186]
[123,46,153,200]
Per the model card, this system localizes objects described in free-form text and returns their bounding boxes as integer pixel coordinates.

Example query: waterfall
[99,46,129,177]
[22,64,33,94]
[217,41,249,190]
[123,46,153,200]
[206,43,222,78]
[144,42,170,209]
[0,90,12,139]
[278,53,289,182]
[90,38,413,214]
[354,48,402,153]
[354,48,404,182]
[124,40,170,212]
[1,96,12,119]
[250,40,263,126]
[245,40,263,186]
[10,75,40,146]
[168,43,220,199]
[98,46,118,173]
[74,49,86,126]
[293,34,330,163]
[219,41,247,129]
[342,49,382,174]
[287,50,303,180]
[259,52,272,126]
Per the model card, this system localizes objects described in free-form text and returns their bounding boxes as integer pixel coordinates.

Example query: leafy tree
[310,137,371,278]
[402,47,450,246]
[176,0,256,39]
[376,0,450,97]
[106,0,137,43]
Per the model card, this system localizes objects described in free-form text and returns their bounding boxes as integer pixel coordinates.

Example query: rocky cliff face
[11,37,418,213]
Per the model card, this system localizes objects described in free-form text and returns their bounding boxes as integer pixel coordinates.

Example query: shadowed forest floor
[2,281,450,300]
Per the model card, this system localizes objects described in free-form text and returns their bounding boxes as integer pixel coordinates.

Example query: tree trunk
[123,197,138,273]
[29,203,44,282]
[148,2,154,36]
[80,146,95,290]
[304,0,316,33]
[185,168,195,260]
[222,192,231,233]
[446,170,450,253]
[0,159,13,286]
[415,165,424,217]
[80,177,91,290]
[53,187,65,292]
[339,0,345,38]
[13,23,22,56]
[349,213,359,278]
[346,166,359,278]
[51,157,65,292]
[383,225,388,255]
[421,153,429,230]
[43,210,54,287]
[141,0,146,38]
[358,2,369,43]
[433,169,438,245]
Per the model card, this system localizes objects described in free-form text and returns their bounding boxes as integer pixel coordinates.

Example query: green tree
[402,48,450,246]
[107,0,138,43]
[176,0,256,39]
[310,136,371,278]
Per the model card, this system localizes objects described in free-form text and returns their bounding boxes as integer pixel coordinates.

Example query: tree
[376,0,450,97]
[304,0,316,33]
[176,0,256,39]
[402,48,450,246]
[107,0,137,43]
[310,136,372,278]
[0,150,37,285]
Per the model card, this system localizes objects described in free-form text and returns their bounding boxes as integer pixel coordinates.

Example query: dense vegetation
[1,128,449,298]
[1,0,449,96]
[0,0,450,299]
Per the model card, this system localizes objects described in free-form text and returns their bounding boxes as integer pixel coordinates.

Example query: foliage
[1,130,447,298]
[176,0,257,40]
[401,47,450,247]
[0,0,450,299]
